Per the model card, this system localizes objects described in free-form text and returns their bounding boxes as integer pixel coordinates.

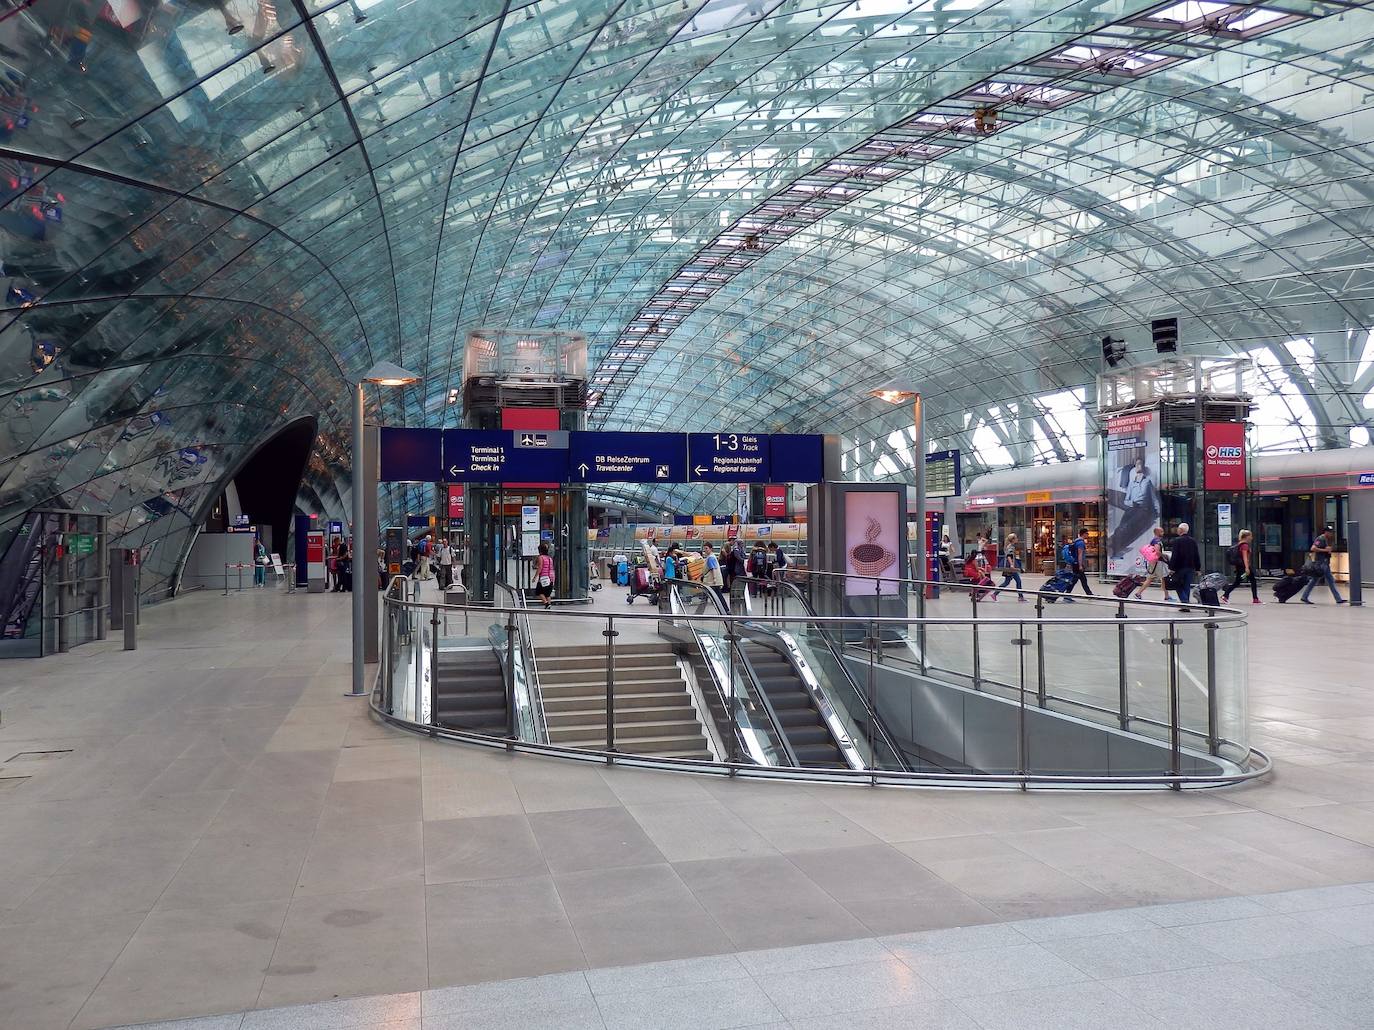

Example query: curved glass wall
[0,0,1370,585]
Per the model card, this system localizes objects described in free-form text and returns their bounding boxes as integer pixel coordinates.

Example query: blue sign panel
[328,520,344,535]
[380,427,443,483]
[569,431,686,483]
[1360,472,1374,486]
[442,429,568,483]
[688,432,769,482]
[768,434,824,484]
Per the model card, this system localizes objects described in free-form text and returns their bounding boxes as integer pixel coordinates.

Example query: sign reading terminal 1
[378,428,825,484]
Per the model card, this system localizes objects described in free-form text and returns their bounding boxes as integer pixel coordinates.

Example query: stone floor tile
[735,936,893,976]
[421,970,591,1017]
[786,843,941,902]
[424,998,605,1030]
[594,978,783,1030]
[583,954,749,995]
[1166,912,1350,961]
[787,999,980,1030]
[953,979,1169,1030]
[70,901,287,1030]
[294,821,423,897]
[894,942,1090,999]
[0,913,144,1030]
[1138,895,1271,927]
[527,806,666,874]
[422,814,547,884]
[624,800,777,862]
[754,956,941,1021]
[1013,907,1159,942]
[238,991,418,1029]
[1102,964,1360,1030]
[1043,927,1227,979]
[156,831,314,911]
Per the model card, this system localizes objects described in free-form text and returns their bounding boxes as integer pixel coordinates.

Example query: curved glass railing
[371,573,1266,788]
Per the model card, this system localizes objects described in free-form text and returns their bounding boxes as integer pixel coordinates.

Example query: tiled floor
[102,882,1374,1030]
[0,583,1371,1029]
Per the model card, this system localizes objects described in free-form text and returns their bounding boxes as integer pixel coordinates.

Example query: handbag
[537,575,552,587]
[1301,559,1323,577]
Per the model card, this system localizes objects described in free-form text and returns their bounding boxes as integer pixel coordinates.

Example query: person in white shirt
[437,539,454,589]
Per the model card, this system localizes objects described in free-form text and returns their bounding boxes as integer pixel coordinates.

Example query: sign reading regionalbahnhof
[379,428,825,484]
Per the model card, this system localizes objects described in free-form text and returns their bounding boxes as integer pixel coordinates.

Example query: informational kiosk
[808,482,909,635]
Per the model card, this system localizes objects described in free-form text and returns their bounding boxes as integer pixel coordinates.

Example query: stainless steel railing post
[1035,593,1047,708]
[1015,619,1030,791]
[429,607,441,731]
[1165,619,1182,790]
[867,620,878,785]
[604,615,618,764]
[725,618,739,776]
[505,611,518,749]
[1205,618,1219,756]
[970,591,981,691]
[1117,600,1129,731]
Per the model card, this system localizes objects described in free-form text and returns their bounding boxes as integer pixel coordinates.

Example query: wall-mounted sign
[447,485,464,520]
[1203,422,1247,490]
[1358,472,1374,486]
[1024,491,1053,504]
[327,520,344,535]
[763,485,787,518]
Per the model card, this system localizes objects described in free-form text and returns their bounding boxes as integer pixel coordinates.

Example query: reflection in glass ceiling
[0,0,1371,588]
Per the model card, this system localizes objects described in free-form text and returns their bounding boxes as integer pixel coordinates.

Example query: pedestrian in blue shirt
[1065,528,1092,596]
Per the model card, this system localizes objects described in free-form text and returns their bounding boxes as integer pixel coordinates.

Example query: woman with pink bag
[1133,527,1169,601]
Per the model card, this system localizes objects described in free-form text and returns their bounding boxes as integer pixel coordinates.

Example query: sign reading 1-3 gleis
[687,433,768,482]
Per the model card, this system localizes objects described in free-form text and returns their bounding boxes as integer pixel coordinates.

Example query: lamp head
[868,385,920,404]
[361,360,421,387]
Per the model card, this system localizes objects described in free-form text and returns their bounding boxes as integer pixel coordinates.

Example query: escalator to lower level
[739,638,846,768]
[434,643,508,732]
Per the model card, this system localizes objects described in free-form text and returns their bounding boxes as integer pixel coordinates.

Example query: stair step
[547,704,695,727]
[539,678,686,695]
[553,732,710,752]
[543,692,692,712]
[539,655,677,671]
[548,717,703,739]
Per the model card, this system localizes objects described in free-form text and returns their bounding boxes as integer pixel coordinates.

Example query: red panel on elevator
[501,408,560,487]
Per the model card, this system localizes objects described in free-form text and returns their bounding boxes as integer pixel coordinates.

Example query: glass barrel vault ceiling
[0,0,1372,587]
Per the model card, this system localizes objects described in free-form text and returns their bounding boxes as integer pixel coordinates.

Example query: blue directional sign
[768,433,824,484]
[380,427,444,483]
[442,429,568,483]
[568,431,687,483]
[688,433,770,482]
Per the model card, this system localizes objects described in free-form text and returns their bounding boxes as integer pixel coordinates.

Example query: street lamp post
[350,361,421,698]
[869,386,926,597]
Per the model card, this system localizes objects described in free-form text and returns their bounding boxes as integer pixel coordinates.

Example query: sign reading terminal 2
[379,428,825,484]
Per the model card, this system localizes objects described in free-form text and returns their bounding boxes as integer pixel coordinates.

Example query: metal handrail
[746,576,911,773]
[495,580,548,743]
[373,586,1258,789]
[666,578,800,769]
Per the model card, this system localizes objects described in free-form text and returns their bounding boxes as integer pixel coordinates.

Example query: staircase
[537,643,712,759]
[434,642,508,733]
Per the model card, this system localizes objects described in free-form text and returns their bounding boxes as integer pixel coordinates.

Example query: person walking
[721,540,743,594]
[254,536,268,587]
[1065,528,1092,596]
[534,541,555,609]
[436,537,453,590]
[700,542,724,605]
[996,532,1025,600]
[1300,525,1347,605]
[1133,526,1170,601]
[416,533,433,581]
[1168,522,1202,610]
[1222,529,1261,605]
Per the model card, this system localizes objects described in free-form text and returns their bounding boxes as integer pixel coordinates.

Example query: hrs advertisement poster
[1104,411,1161,575]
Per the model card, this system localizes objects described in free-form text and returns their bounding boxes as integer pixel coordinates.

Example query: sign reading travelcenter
[379,428,824,484]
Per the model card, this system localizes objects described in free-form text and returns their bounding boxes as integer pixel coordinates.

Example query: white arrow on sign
[577,462,590,476]
[693,465,708,476]
[449,465,463,477]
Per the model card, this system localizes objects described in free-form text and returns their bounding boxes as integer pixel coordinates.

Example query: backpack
[1061,543,1075,566]
[774,549,788,569]
[1225,543,1243,568]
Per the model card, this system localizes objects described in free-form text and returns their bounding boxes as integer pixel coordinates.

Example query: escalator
[433,643,508,732]
[737,638,846,768]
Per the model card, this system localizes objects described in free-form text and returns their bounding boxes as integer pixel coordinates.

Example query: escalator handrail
[755,576,912,772]
[494,580,549,742]
[664,577,801,769]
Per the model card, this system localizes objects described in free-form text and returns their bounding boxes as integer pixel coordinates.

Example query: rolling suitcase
[1197,587,1220,606]
[1112,575,1144,599]
[1274,575,1306,602]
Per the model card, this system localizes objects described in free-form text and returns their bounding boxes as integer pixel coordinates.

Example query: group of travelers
[326,537,352,592]
[951,521,1349,610]
[406,533,457,589]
